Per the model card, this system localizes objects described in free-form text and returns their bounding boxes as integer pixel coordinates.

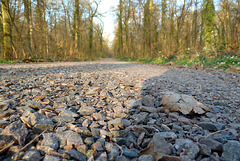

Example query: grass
[0,59,15,64]
[117,54,240,71]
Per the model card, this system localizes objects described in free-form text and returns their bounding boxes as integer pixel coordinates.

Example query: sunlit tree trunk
[74,0,80,57]
[23,0,33,58]
[2,0,13,60]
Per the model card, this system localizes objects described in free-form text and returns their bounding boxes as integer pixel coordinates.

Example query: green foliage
[0,59,15,64]
[117,52,240,71]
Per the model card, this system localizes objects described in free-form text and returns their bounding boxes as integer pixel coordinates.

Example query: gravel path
[0,58,239,161]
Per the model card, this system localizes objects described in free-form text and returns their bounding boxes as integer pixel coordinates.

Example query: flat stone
[187,143,200,159]
[42,133,59,150]
[76,144,88,155]
[138,155,154,161]
[116,155,130,161]
[78,106,96,116]
[157,132,177,140]
[0,120,9,128]
[22,150,41,161]
[135,112,149,124]
[199,144,211,156]
[55,130,83,146]
[43,155,61,161]
[33,119,55,133]
[0,102,8,110]
[174,139,194,151]
[65,149,87,161]
[197,122,225,132]
[92,141,104,151]
[199,138,223,152]
[0,121,28,145]
[122,145,139,159]
[108,118,124,129]
[153,133,173,155]
[60,109,79,118]
[92,113,106,121]
[160,155,181,161]
[142,95,155,107]
[52,116,75,123]
[221,141,240,161]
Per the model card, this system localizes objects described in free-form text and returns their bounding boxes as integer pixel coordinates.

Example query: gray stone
[221,141,240,161]
[52,116,75,123]
[153,133,173,155]
[55,130,83,146]
[76,144,88,155]
[78,106,96,116]
[42,133,59,150]
[108,118,124,129]
[187,143,200,159]
[0,121,28,145]
[142,95,155,107]
[0,102,8,110]
[138,155,154,161]
[199,138,223,152]
[43,155,61,161]
[65,149,87,161]
[197,122,225,132]
[135,112,149,124]
[174,139,194,151]
[199,144,211,156]
[116,156,130,161]
[33,119,55,133]
[22,150,41,161]
[92,113,106,121]
[122,145,139,159]
[60,109,79,118]
[156,132,177,140]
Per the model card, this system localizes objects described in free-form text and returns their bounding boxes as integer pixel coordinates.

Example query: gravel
[0,58,239,160]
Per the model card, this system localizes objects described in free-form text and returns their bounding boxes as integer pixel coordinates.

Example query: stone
[153,133,173,155]
[33,119,55,133]
[78,106,96,116]
[52,116,75,123]
[43,155,61,161]
[156,132,177,140]
[55,130,83,146]
[199,138,223,152]
[160,155,181,161]
[197,122,225,132]
[142,95,155,107]
[41,133,59,150]
[221,141,240,161]
[108,118,124,129]
[0,121,28,145]
[122,145,139,159]
[65,149,87,161]
[60,109,79,118]
[92,141,104,151]
[116,156,130,161]
[174,139,194,151]
[0,102,8,110]
[135,112,149,124]
[187,143,200,159]
[199,144,211,156]
[138,155,154,161]
[0,120,9,128]
[92,113,106,121]
[22,150,41,161]
[76,144,88,155]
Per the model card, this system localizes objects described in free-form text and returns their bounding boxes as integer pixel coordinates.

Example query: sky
[98,0,119,44]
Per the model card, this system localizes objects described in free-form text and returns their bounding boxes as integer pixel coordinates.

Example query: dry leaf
[160,92,211,115]
[140,141,163,160]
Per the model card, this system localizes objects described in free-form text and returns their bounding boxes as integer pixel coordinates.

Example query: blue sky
[98,0,118,43]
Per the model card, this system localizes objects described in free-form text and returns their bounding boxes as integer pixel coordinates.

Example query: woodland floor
[0,58,239,161]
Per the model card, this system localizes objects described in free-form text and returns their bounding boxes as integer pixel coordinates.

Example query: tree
[1,0,13,60]
[202,0,216,47]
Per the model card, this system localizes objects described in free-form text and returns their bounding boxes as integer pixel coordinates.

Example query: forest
[0,0,240,68]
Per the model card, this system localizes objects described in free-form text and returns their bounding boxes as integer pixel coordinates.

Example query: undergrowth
[117,53,240,71]
[0,59,15,64]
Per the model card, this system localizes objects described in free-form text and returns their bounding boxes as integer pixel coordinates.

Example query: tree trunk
[2,0,13,60]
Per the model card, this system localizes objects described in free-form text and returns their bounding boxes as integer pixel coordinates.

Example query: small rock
[199,138,223,152]
[174,139,194,151]
[160,155,181,161]
[22,150,41,161]
[153,133,173,155]
[142,95,155,107]
[60,109,79,118]
[221,140,240,161]
[78,106,96,116]
[199,144,211,156]
[187,143,200,159]
[122,145,139,159]
[43,155,61,161]
[135,112,149,124]
[52,116,75,123]
[108,118,124,129]
[0,121,28,145]
[116,155,130,161]
[76,144,88,155]
[197,122,225,132]
[42,133,59,150]
[157,132,177,140]
[138,155,154,161]
[92,141,104,151]
[92,113,106,121]
[65,149,87,161]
